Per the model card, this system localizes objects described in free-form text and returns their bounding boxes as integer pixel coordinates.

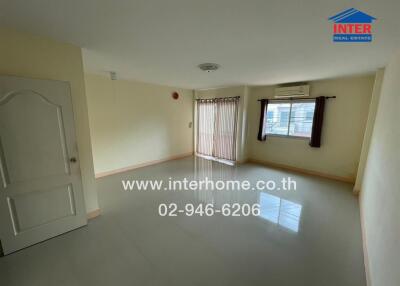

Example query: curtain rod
[257,96,336,102]
[195,96,240,101]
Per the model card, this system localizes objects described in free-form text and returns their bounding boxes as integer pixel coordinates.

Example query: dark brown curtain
[257,99,268,141]
[309,96,325,148]
[196,97,239,161]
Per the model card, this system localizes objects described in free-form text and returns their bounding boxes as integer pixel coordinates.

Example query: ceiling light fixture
[198,63,220,72]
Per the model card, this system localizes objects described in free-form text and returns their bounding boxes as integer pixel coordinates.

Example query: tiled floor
[0,157,366,286]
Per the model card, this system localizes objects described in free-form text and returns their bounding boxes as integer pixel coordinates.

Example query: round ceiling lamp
[198,63,220,72]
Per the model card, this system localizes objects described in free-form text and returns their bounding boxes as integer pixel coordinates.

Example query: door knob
[70,157,77,163]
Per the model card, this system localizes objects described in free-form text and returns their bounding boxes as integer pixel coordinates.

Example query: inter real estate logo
[329,8,376,42]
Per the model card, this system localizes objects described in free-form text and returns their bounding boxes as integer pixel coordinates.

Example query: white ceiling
[1,0,400,89]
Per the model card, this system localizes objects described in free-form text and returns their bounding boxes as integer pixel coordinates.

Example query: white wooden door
[0,76,87,255]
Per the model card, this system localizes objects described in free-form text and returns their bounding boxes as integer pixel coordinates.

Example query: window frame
[264,99,316,140]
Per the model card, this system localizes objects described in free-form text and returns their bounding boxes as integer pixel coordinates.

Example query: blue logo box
[333,34,372,42]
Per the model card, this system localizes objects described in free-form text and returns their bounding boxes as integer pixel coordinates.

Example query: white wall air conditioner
[274,85,310,98]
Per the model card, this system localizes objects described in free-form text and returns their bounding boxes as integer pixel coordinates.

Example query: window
[265,100,316,138]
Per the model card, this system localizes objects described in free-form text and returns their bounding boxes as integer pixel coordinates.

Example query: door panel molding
[0,137,10,188]
[0,89,59,106]
[0,89,71,184]
[56,107,72,175]
[7,184,76,235]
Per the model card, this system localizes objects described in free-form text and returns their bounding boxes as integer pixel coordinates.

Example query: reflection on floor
[0,156,366,286]
[259,192,302,232]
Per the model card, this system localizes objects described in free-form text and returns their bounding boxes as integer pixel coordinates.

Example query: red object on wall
[172,92,179,100]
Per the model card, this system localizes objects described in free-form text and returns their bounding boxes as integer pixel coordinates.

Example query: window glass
[288,102,315,137]
[265,100,315,138]
[265,103,291,136]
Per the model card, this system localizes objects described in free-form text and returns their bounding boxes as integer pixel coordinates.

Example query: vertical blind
[197,97,239,161]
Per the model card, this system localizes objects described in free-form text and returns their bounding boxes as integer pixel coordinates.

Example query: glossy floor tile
[0,157,366,286]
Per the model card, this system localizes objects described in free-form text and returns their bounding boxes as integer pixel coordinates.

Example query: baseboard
[248,158,355,183]
[359,196,371,286]
[87,208,101,220]
[95,152,194,178]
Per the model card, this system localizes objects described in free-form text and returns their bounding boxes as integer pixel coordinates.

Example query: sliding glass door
[196,97,239,162]
[197,100,215,157]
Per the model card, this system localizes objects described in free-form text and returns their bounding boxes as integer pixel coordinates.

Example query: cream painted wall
[85,73,194,175]
[354,69,384,192]
[247,75,375,181]
[0,27,98,213]
[194,86,249,162]
[360,51,400,286]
